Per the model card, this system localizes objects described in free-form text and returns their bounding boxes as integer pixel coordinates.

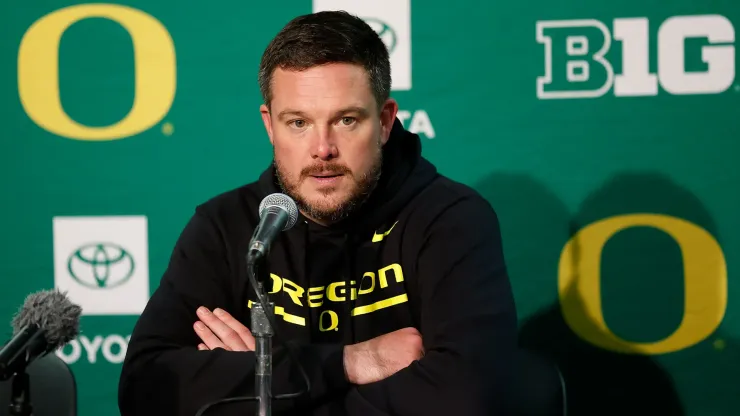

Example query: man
[118,10,517,416]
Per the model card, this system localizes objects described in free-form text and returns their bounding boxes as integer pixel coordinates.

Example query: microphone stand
[8,369,32,416]
[251,282,274,416]
[1,329,40,416]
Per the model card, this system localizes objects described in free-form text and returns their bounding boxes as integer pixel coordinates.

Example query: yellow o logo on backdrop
[18,4,176,141]
[559,213,727,354]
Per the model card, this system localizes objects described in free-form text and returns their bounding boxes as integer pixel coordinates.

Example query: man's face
[260,63,398,224]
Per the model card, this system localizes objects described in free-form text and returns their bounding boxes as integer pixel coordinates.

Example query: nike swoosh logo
[372,221,398,243]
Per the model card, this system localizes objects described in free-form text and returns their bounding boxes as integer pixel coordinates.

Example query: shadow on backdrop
[474,172,713,415]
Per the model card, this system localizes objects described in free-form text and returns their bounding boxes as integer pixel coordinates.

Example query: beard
[274,148,383,224]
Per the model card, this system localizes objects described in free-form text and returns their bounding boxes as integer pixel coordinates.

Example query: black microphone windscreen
[10,289,82,350]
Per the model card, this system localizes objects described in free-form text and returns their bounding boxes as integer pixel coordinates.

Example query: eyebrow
[276,106,370,121]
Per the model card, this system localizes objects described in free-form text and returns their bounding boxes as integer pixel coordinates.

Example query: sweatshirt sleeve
[117,209,349,416]
[343,195,518,415]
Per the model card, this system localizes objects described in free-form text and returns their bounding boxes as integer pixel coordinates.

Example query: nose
[311,126,338,160]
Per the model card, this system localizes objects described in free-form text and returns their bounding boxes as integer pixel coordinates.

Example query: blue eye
[289,119,306,129]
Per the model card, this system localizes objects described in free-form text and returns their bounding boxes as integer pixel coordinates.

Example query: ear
[378,98,399,146]
[260,104,274,145]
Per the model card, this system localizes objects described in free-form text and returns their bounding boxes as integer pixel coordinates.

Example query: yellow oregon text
[268,263,405,308]
[247,263,409,328]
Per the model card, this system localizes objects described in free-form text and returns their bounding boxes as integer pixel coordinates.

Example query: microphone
[195,193,311,416]
[0,289,82,381]
[247,193,299,265]
[0,289,82,416]
[249,193,298,416]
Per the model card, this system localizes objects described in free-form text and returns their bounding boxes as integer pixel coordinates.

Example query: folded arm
[344,196,519,415]
[117,210,348,416]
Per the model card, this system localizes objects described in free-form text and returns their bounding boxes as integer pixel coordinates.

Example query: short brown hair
[258,10,391,110]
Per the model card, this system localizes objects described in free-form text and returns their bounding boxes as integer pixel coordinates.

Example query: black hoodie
[118,118,518,416]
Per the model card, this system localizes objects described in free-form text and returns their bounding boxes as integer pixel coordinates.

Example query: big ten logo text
[249,263,407,332]
[537,15,735,99]
[559,214,727,355]
[56,334,131,364]
[18,4,175,141]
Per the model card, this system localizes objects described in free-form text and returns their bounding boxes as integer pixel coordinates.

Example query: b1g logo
[536,15,735,99]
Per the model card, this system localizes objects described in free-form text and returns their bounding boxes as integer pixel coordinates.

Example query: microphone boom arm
[0,324,47,381]
[0,325,41,416]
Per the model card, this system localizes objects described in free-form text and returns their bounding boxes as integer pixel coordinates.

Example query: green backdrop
[1,1,738,415]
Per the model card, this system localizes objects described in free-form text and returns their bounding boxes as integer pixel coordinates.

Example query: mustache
[301,163,351,177]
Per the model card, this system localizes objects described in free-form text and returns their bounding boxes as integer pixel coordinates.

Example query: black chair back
[507,348,567,416]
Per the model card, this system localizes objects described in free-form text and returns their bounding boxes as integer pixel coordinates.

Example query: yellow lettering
[559,214,727,354]
[358,272,375,295]
[378,263,404,289]
[18,4,176,141]
[319,310,339,332]
[326,282,346,302]
[352,294,409,316]
[281,278,304,306]
[268,273,282,294]
[307,286,324,308]
[350,280,357,300]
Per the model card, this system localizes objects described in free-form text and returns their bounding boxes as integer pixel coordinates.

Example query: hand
[343,327,424,385]
[193,307,255,351]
